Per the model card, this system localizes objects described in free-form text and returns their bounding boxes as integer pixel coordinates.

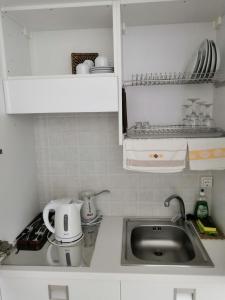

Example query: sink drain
[154,250,164,256]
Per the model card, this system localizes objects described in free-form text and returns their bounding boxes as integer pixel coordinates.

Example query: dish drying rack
[123,72,225,87]
[126,124,225,139]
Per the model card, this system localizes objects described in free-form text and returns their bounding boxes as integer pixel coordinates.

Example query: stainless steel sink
[121,218,214,267]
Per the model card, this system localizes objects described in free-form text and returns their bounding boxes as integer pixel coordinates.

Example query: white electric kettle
[43,199,83,243]
[46,243,82,267]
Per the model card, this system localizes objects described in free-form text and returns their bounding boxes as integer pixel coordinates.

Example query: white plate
[214,41,221,71]
[204,40,212,79]
[185,46,202,78]
[200,39,209,78]
[90,68,114,71]
[209,40,216,78]
[194,40,207,78]
[91,66,113,69]
[90,71,114,73]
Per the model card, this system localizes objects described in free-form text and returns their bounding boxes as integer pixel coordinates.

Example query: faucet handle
[93,190,110,197]
[79,190,110,200]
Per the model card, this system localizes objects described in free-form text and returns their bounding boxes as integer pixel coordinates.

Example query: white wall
[123,22,216,126]
[211,15,225,232]
[34,113,213,218]
[0,114,39,242]
[30,28,113,75]
[0,30,38,241]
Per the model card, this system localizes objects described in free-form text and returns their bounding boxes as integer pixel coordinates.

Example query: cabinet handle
[48,285,69,300]
[174,288,196,300]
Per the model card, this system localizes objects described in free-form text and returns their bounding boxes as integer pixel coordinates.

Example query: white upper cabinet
[120,0,225,133]
[0,1,120,114]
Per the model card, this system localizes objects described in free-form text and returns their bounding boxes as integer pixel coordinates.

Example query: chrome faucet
[164,194,186,222]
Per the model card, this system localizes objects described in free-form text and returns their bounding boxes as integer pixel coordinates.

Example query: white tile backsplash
[35,113,212,217]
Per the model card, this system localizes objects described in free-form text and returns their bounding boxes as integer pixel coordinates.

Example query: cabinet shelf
[123,72,225,87]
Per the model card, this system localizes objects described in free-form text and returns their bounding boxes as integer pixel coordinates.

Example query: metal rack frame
[123,72,225,87]
[126,125,225,139]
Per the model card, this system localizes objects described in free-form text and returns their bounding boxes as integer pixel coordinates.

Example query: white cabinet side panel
[0,82,38,242]
[214,15,225,130]
[211,15,225,234]
[2,15,31,76]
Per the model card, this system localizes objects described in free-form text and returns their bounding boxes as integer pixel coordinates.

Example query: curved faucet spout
[164,194,186,221]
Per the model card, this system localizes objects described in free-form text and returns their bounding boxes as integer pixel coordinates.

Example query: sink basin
[131,225,195,263]
[121,218,214,267]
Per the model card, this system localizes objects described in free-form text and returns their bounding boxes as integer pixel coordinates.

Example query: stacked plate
[90,66,114,74]
[185,39,220,80]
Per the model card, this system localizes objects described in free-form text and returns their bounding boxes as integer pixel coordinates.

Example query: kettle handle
[46,244,59,266]
[43,202,57,233]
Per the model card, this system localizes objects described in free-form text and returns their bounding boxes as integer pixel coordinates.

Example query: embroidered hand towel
[123,138,187,173]
[188,138,225,170]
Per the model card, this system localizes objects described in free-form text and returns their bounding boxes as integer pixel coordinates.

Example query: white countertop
[91,217,225,277]
[1,216,225,280]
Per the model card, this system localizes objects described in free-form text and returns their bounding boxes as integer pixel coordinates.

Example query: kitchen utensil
[16,212,53,251]
[81,215,103,226]
[33,225,48,241]
[43,199,83,243]
[46,243,82,267]
[71,52,98,74]
[213,41,221,72]
[90,66,114,74]
[195,39,207,78]
[199,39,209,78]
[203,103,215,127]
[83,59,94,69]
[94,55,108,67]
[76,63,90,74]
[205,40,212,79]
[185,45,202,78]
[209,41,216,78]
[79,190,110,222]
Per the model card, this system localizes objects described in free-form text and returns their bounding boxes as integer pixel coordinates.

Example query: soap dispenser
[79,190,110,222]
[194,188,209,219]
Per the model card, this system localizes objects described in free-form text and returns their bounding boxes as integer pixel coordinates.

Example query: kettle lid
[50,198,74,205]
[51,198,84,205]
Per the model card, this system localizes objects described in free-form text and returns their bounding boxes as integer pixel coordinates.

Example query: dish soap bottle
[194,188,209,219]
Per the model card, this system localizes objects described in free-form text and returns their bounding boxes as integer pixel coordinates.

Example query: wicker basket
[71,53,98,74]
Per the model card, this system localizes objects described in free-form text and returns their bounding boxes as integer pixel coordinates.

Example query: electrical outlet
[200,176,213,188]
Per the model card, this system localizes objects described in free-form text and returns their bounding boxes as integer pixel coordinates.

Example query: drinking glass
[182,104,191,126]
[203,104,215,127]
[142,122,150,129]
[187,98,201,127]
[187,98,200,112]
[197,101,206,126]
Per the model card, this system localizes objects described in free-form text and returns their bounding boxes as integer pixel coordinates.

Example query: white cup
[95,56,108,67]
[83,60,94,69]
[76,63,90,74]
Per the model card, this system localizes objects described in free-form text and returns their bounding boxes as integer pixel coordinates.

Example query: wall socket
[200,176,213,188]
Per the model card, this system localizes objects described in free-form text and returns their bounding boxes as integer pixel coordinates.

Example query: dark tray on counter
[16,212,54,251]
